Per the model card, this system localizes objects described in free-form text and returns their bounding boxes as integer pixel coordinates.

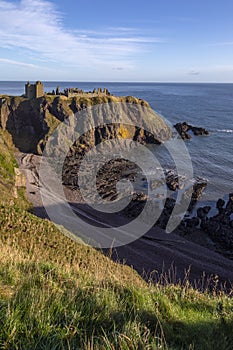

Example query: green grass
[0,216,233,350]
[0,131,233,349]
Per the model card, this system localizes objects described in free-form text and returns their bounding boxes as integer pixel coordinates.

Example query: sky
[1,0,233,82]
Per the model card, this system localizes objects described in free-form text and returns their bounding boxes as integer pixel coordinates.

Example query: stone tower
[25,81,44,99]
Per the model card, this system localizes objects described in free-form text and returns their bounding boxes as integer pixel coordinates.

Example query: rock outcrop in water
[174,122,209,140]
[0,95,172,154]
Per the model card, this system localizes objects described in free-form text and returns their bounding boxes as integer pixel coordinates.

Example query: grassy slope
[0,131,17,201]
[0,132,233,349]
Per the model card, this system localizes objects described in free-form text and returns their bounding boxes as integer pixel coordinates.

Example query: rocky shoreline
[61,120,233,260]
[62,149,233,260]
[118,183,233,259]
[18,151,233,287]
[61,117,233,260]
[180,194,233,257]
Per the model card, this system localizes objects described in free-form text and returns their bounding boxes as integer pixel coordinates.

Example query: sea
[1,81,232,211]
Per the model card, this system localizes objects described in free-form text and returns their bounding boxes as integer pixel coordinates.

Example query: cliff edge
[0,94,172,154]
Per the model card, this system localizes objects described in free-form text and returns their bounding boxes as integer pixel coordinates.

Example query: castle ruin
[25,81,44,99]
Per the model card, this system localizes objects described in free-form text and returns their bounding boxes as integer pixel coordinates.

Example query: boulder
[165,170,179,191]
[174,122,192,140]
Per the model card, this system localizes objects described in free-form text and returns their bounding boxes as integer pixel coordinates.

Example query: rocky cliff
[0,94,172,154]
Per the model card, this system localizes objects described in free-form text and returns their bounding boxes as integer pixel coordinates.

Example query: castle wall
[25,81,44,99]
[35,82,44,98]
[26,85,36,99]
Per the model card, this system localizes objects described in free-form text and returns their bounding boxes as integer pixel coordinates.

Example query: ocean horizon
[1,80,233,96]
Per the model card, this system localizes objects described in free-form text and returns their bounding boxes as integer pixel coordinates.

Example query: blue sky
[1,0,233,82]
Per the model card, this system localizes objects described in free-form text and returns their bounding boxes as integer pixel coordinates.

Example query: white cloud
[0,0,164,71]
[107,37,164,43]
[0,58,39,68]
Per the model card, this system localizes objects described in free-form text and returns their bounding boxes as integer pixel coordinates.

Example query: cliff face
[0,96,48,152]
[0,95,172,154]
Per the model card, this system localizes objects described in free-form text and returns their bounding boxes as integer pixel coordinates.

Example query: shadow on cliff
[6,98,48,153]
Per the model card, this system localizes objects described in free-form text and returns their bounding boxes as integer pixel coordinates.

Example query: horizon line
[1,80,233,84]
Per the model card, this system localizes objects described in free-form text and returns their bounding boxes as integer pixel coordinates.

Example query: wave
[216,129,233,133]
